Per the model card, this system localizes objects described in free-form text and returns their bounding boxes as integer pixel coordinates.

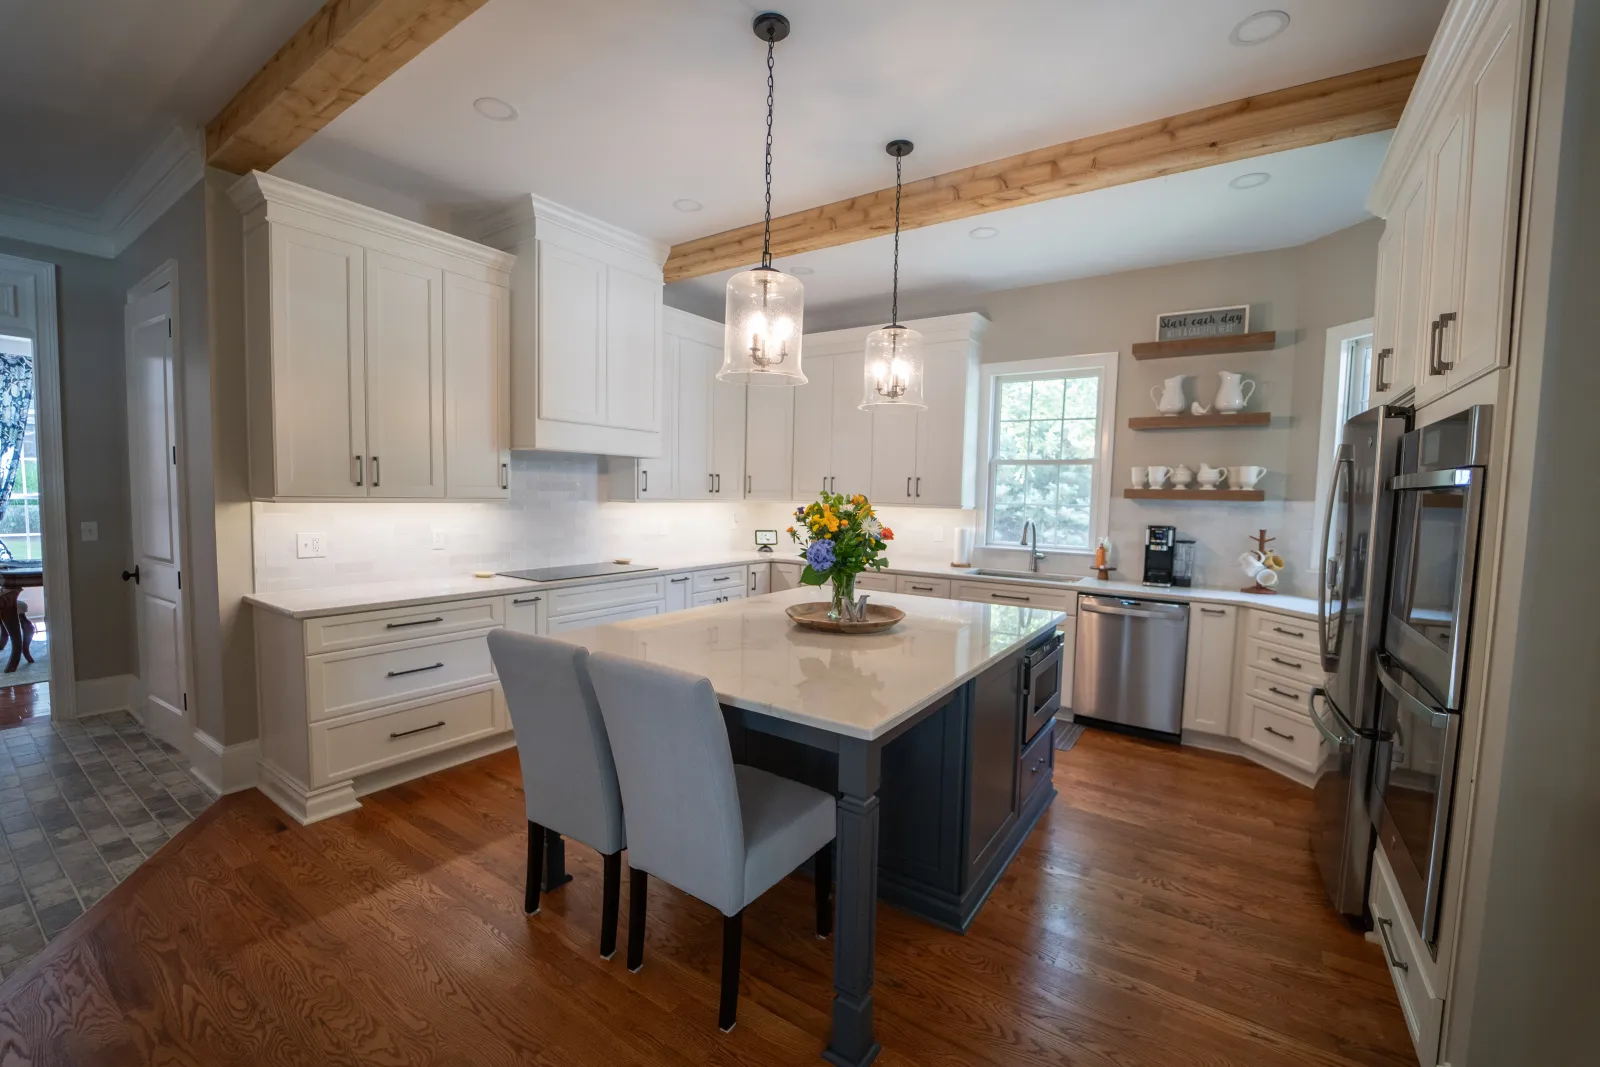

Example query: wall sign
[1157,305,1250,341]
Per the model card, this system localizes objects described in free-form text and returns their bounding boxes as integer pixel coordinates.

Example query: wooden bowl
[786,602,906,635]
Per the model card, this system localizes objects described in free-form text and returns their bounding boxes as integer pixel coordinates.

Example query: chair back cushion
[488,630,624,854]
[586,652,746,915]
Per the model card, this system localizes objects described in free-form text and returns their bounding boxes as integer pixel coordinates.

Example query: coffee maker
[1143,525,1177,586]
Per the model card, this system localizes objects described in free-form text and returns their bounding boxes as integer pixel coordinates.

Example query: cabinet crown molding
[460,193,669,267]
[228,171,516,273]
[1369,0,1526,213]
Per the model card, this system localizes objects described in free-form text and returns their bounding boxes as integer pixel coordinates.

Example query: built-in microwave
[1021,635,1064,744]
[1372,404,1492,952]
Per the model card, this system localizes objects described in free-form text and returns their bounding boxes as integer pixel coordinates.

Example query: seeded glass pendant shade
[861,140,925,409]
[720,12,806,386]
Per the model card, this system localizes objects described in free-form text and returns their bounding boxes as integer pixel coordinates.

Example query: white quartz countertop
[551,587,1065,742]
[243,551,1318,620]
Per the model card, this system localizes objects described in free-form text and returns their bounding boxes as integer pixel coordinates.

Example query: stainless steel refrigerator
[1307,404,1408,922]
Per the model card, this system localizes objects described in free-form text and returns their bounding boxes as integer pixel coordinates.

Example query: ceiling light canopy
[721,12,805,387]
[862,140,925,411]
[472,96,518,121]
[789,265,815,276]
[1229,171,1273,190]
[969,226,1000,240]
[673,198,703,212]
[1230,10,1291,46]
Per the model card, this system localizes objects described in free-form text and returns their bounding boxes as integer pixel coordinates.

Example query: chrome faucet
[1020,520,1045,573]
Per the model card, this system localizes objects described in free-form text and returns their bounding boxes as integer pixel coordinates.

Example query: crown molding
[461,193,670,266]
[0,126,203,259]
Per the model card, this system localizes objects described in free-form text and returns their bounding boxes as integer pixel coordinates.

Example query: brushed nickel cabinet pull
[1268,686,1301,701]
[354,455,364,487]
[389,720,447,740]
[1377,918,1409,972]
[1273,625,1306,639]
[1436,311,1457,369]
[385,617,443,629]
[1270,655,1304,670]
[1264,725,1296,742]
[386,662,445,679]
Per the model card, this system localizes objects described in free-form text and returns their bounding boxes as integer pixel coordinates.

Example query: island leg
[825,738,883,1067]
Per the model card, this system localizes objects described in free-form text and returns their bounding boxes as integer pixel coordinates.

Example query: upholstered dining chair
[585,652,837,1032]
[488,630,626,958]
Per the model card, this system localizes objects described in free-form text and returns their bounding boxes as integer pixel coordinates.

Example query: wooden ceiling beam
[663,56,1423,283]
[206,0,491,175]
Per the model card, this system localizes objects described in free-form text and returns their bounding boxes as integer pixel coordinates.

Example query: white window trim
[975,352,1118,558]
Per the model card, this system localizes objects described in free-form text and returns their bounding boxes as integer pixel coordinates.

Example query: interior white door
[831,357,875,498]
[675,337,716,498]
[365,251,444,498]
[744,385,793,499]
[792,352,834,498]
[604,265,661,432]
[443,272,510,498]
[124,282,187,751]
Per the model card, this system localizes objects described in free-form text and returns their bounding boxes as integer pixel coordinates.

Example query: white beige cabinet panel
[896,576,951,598]
[536,242,607,425]
[1242,665,1313,716]
[443,272,511,498]
[364,251,445,499]
[604,265,662,432]
[306,630,497,723]
[853,572,896,594]
[1242,635,1320,685]
[545,575,667,617]
[1181,603,1236,735]
[311,688,500,786]
[1242,699,1325,772]
[952,581,1075,612]
[1416,112,1469,409]
[748,564,771,596]
[503,591,548,635]
[792,353,836,498]
[546,601,665,632]
[1390,173,1433,401]
[871,406,920,504]
[692,588,745,608]
[913,340,979,507]
[664,572,693,611]
[304,597,503,655]
[1370,848,1445,1067]
[745,384,795,499]
[693,566,747,594]
[1245,610,1319,656]
[772,561,805,591]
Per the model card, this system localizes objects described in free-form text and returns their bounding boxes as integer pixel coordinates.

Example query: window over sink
[978,353,1116,554]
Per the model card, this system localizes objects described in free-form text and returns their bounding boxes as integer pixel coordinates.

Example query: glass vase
[828,571,857,621]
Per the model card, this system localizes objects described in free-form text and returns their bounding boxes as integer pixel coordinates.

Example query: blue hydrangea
[806,539,836,573]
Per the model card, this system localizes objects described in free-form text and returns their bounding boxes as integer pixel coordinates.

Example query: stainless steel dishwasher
[1072,595,1190,740]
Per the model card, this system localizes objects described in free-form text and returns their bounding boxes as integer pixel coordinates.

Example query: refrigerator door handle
[1375,652,1453,729]
[1307,686,1360,747]
[1317,449,1352,672]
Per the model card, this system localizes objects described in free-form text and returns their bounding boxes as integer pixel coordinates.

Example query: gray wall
[0,235,134,682]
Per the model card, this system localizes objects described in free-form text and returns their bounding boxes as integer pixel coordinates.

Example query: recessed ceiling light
[1229,171,1273,190]
[473,96,519,122]
[969,226,1000,240]
[672,198,703,212]
[789,265,815,276]
[1230,10,1290,46]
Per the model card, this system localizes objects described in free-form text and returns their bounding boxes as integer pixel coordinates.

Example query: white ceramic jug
[1214,371,1256,413]
[1197,464,1228,489]
[1150,375,1187,416]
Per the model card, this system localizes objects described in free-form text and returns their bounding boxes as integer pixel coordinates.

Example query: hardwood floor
[0,729,1414,1066]
[0,680,46,729]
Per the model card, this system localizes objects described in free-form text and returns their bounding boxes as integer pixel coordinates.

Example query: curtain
[0,351,34,528]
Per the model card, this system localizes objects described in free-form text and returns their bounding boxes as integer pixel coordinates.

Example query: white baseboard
[72,674,139,719]
[189,730,260,795]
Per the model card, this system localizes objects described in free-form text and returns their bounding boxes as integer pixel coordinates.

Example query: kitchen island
[553,586,1066,1067]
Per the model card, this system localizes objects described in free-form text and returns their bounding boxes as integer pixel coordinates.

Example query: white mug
[1234,465,1267,490]
[1146,465,1172,488]
[1130,466,1149,489]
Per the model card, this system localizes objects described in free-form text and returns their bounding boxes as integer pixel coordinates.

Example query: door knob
[121,566,140,584]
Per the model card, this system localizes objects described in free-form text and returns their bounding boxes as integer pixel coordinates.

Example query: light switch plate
[80,521,99,543]
[296,532,326,559]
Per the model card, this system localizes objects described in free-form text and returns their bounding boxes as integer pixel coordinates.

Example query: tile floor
[0,710,215,978]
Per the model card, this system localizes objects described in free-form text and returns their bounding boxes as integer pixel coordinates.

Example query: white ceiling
[0,0,324,217]
[674,132,1394,326]
[281,0,1445,247]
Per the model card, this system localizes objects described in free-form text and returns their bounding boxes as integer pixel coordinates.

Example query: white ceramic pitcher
[1150,375,1187,415]
[1214,371,1256,413]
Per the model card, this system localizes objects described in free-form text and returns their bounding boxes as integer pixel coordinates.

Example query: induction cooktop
[498,562,658,583]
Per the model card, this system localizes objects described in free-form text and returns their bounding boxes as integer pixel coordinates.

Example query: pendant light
[861,139,925,409]
[719,12,805,386]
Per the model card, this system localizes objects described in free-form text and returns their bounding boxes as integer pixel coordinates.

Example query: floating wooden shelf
[1127,412,1272,430]
[1131,331,1278,360]
[1124,488,1266,502]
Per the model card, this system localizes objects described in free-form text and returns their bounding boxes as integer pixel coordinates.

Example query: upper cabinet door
[634,333,678,499]
[1452,8,1525,387]
[1369,224,1401,402]
[675,337,717,498]
[830,356,875,499]
[443,272,511,499]
[870,406,919,504]
[710,371,748,499]
[1391,172,1432,402]
[914,340,977,508]
[364,251,445,499]
[270,225,367,498]
[537,242,607,425]
[1415,111,1468,408]
[792,353,834,498]
[744,384,794,499]
[605,265,662,432]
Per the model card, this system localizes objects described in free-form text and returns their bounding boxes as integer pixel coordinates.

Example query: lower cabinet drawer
[307,630,497,722]
[1369,848,1445,1067]
[1243,665,1314,716]
[952,582,1076,611]
[692,588,746,608]
[1242,699,1325,772]
[311,688,502,786]
[693,566,746,593]
[1246,610,1319,656]
[854,572,896,593]
[546,576,668,616]
[546,601,665,633]
[304,597,503,655]
[1018,719,1055,805]
[896,575,951,598]
[1243,636,1320,685]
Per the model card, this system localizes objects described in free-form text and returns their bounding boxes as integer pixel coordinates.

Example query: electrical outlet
[431,530,447,551]
[80,521,99,543]
[296,532,326,559]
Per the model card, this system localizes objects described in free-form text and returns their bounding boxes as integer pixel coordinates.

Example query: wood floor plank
[0,728,1413,1066]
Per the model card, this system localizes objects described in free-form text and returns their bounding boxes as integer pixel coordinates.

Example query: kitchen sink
[969,569,1083,584]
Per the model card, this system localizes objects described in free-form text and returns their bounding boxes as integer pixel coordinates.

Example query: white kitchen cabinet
[1058,612,1076,714]
[675,327,748,499]
[854,572,896,594]
[1370,848,1445,1067]
[692,588,746,608]
[503,590,548,635]
[547,602,665,632]
[444,273,512,498]
[664,572,693,612]
[232,173,515,502]
[1390,171,1432,401]
[465,195,667,457]
[789,351,876,500]
[772,560,804,591]
[1415,110,1469,409]
[744,385,795,499]
[1370,223,1403,403]
[896,575,950,598]
[748,563,771,596]
[1180,603,1237,735]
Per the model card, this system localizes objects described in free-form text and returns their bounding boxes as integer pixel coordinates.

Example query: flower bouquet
[788,491,893,620]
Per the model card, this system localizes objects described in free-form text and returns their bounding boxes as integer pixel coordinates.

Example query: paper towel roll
[953,527,975,566]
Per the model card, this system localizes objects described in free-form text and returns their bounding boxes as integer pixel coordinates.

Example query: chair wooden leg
[525,821,545,916]
[626,867,647,973]
[814,841,834,939]
[718,910,743,1033]
[600,852,622,959]
[541,828,572,891]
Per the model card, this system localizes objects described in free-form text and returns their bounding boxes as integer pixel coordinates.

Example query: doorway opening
[0,332,50,720]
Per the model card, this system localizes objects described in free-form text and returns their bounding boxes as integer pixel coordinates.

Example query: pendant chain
[891,154,902,326]
[761,36,776,269]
